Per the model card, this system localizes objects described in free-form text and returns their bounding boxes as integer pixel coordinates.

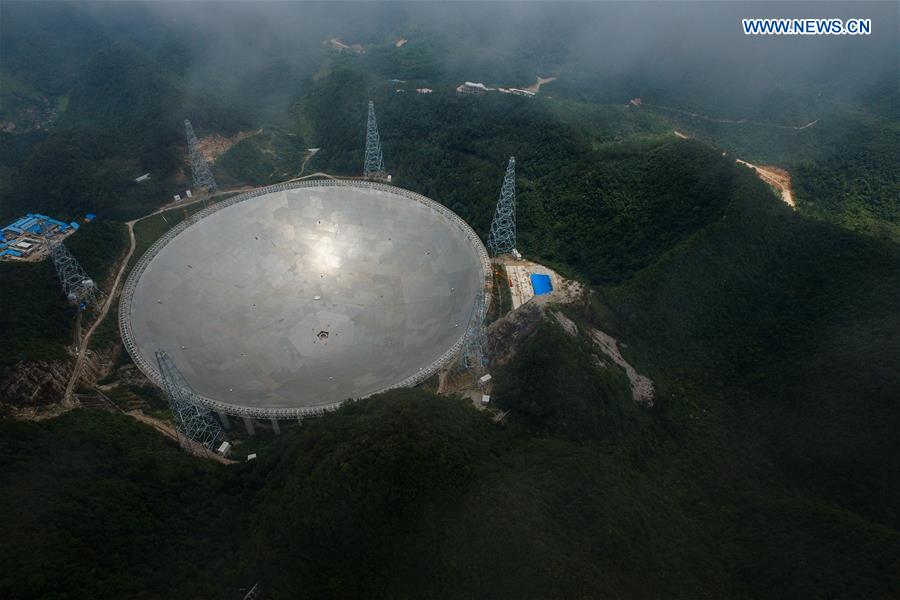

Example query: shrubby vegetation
[0,220,127,376]
[0,4,249,221]
[0,258,70,373]
[214,130,307,186]
[3,349,898,598]
[646,109,900,241]
[0,411,241,599]
[596,186,900,529]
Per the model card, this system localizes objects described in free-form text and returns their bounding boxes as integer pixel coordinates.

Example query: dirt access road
[127,408,234,464]
[61,171,332,406]
[525,76,557,94]
[736,159,795,208]
[672,130,795,209]
[62,188,248,405]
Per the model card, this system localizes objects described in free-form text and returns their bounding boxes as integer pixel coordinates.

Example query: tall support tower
[184,119,217,194]
[50,241,98,308]
[156,350,225,449]
[486,157,517,256]
[363,100,386,180]
[460,286,488,371]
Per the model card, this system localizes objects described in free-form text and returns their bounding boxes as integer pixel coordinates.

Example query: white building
[508,88,536,98]
[456,81,491,95]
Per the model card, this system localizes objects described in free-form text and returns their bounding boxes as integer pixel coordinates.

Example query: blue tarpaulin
[530,273,553,295]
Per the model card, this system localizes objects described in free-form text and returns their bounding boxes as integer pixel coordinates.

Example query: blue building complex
[0,213,85,259]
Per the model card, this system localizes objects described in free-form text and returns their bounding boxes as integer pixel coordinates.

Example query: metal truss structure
[184,119,218,193]
[486,156,517,256]
[156,350,225,449]
[460,285,489,371]
[363,101,386,180]
[50,241,98,308]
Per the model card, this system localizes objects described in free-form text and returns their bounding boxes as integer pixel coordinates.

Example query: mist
[71,1,898,122]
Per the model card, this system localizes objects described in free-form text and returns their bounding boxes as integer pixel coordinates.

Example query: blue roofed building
[530,273,553,296]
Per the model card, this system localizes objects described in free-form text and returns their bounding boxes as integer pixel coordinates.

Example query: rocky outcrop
[0,360,71,408]
[486,278,655,407]
[77,345,120,389]
[587,328,655,406]
[487,300,544,366]
[0,343,121,415]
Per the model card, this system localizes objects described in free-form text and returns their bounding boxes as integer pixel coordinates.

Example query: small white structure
[512,249,523,260]
[478,374,492,386]
[134,173,151,183]
[173,194,181,202]
[217,441,232,458]
[481,394,491,405]
[416,88,433,94]
[247,453,257,462]
[456,81,491,95]
[508,88,536,98]
[185,190,193,198]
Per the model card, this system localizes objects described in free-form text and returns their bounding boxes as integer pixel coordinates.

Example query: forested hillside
[3,349,898,598]
[0,220,128,377]
[0,2,248,220]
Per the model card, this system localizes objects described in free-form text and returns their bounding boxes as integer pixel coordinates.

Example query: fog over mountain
[103,1,900,118]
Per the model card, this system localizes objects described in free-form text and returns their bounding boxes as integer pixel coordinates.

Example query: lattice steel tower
[50,241,98,308]
[184,119,217,193]
[363,100,386,180]
[156,350,225,449]
[460,285,488,371]
[486,157,517,256]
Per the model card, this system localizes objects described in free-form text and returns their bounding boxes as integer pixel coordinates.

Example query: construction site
[0,212,94,261]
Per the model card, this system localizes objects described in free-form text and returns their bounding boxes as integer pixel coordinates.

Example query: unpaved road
[736,159,795,208]
[62,188,247,405]
[525,76,557,94]
[670,130,795,209]
[128,409,234,464]
[62,221,137,406]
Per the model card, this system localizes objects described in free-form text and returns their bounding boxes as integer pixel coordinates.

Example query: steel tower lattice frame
[486,157,517,256]
[363,100,386,180]
[156,350,225,449]
[184,119,218,193]
[460,285,488,371]
[49,241,98,308]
